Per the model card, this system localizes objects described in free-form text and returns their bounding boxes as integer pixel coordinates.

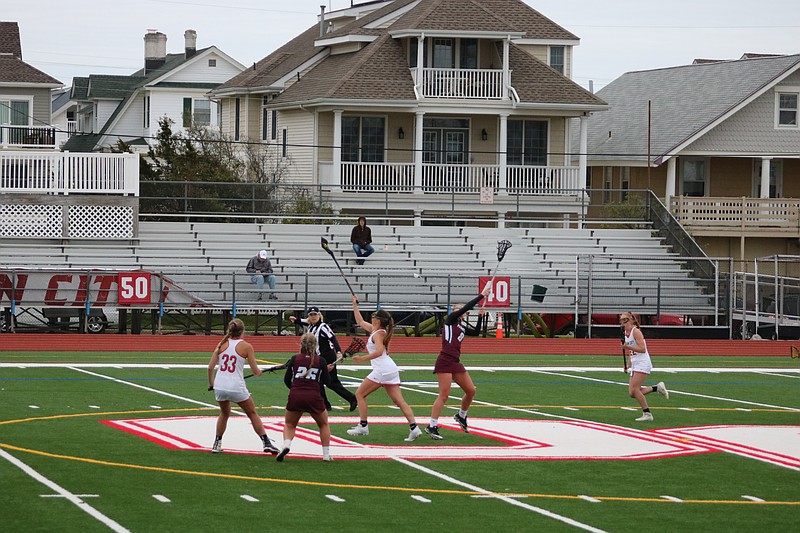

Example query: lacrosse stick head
[321,237,335,256]
[496,240,512,262]
[343,337,366,357]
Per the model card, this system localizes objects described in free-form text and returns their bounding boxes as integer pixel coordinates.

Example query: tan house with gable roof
[211,0,606,225]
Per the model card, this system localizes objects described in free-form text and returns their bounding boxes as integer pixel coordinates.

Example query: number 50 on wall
[117,272,151,304]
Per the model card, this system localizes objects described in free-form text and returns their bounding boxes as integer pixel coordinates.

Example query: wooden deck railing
[671,196,800,236]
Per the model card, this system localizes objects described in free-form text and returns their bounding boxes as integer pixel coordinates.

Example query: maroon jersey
[283,353,330,414]
[435,293,484,373]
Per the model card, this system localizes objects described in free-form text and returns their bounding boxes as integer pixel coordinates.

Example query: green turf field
[1,351,798,532]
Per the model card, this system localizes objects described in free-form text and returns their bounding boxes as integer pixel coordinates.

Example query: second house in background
[58,29,244,153]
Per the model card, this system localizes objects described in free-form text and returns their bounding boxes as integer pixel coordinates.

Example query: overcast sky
[5,0,800,92]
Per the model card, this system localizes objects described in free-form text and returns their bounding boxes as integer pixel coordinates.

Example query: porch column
[760,157,772,198]
[502,39,510,99]
[578,115,588,192]
[498,113,508,195]
[414,211,422,226]
[333,109,343,190]
[665,157,676,207]
[416,34,425,95]
[414,111,424,193]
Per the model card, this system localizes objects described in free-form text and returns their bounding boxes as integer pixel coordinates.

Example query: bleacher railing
[1,262,728,337]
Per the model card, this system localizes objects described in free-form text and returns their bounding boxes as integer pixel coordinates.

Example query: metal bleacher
[1,221,717,316]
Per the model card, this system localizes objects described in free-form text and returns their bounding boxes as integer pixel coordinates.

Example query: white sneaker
[322,455,333,462]
[657,382,669,400]
[211,438,223,453]
[347,424,369,436]
[405,426,422,442]
[635,412,654,422]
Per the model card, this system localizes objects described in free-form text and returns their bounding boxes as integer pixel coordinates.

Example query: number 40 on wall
[479,276,510,307]
[117,272,151,305]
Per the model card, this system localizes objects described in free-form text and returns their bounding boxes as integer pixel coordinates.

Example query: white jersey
[213,338,248,394]
[625,327,653,374]
[366,329,399,374]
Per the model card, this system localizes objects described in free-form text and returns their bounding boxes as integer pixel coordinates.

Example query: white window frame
[775,86,799,129]
[549,46,565,76]
[680,157,709,197]
[602,166,612,203]
[0,96,33,126]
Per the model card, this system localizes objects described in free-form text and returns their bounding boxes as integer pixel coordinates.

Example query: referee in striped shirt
[291,306,358,412]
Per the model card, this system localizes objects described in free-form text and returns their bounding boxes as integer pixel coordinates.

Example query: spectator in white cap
[246,249,277,300]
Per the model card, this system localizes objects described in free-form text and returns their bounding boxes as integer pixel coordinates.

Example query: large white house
[210,0,607,224]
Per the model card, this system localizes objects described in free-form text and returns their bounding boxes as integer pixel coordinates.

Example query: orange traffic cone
[495,312,503,339]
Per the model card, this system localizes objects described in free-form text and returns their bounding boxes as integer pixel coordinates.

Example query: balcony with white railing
[0,151,140,196]
[337,161,580,196]
[671,196,800,237]
[0,125,57,149]
[418,68,506,99]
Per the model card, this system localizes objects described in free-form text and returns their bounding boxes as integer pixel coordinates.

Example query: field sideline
[1,340,799,532]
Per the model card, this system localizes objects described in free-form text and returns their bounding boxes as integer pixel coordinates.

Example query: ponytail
[372,309,394,348]
[215,318,244,353]
[299,332,318,378]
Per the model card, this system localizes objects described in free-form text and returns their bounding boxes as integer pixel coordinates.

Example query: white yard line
[530,370,800,412]
[0,448,131,533]
[393,457,608,533]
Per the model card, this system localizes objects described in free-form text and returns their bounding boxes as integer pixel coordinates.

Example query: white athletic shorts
[215,389,250,403]
[366,368,401,385]
[628,354,653,376]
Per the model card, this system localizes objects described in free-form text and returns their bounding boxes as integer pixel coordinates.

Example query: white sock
[429,418,438,428]
[322,446,330,456]
[458,409,468,418]
[283,439,292,449]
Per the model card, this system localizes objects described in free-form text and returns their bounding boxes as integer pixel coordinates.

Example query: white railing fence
[0,151,139,196]
[420,68,505,99]
[338,162,579,196]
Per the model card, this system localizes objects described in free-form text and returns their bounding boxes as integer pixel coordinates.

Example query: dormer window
[549,46,565,75]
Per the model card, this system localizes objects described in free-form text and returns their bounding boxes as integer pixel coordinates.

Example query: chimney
[319,5,326,37]
[144,30,167,73]
[184,29,197,58]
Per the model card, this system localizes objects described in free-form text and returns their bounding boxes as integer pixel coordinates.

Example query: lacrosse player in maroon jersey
[277,332,333,462]
[425,284,492,440]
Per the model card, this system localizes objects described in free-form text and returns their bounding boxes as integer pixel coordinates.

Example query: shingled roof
[585,54,800,165]
[0,21,62,85]
[234,0,598,108]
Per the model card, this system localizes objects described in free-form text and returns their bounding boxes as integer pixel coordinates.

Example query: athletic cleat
[322,455,333,462]
[405,426,422,442]
[424,425,443,440]
[635,412,654,422]
[211,438,223,454]
[349,399,358,412]
[656,381,669,400]
[263,439,279,455]
[453,413,469,433]
[346,424,369,436]
[276,447,290,462]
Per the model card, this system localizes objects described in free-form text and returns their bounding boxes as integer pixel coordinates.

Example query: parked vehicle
[1,307,115,334]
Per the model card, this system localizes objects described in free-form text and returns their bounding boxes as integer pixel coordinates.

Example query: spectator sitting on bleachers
[350,216,375,265]
[246,249,277,300]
